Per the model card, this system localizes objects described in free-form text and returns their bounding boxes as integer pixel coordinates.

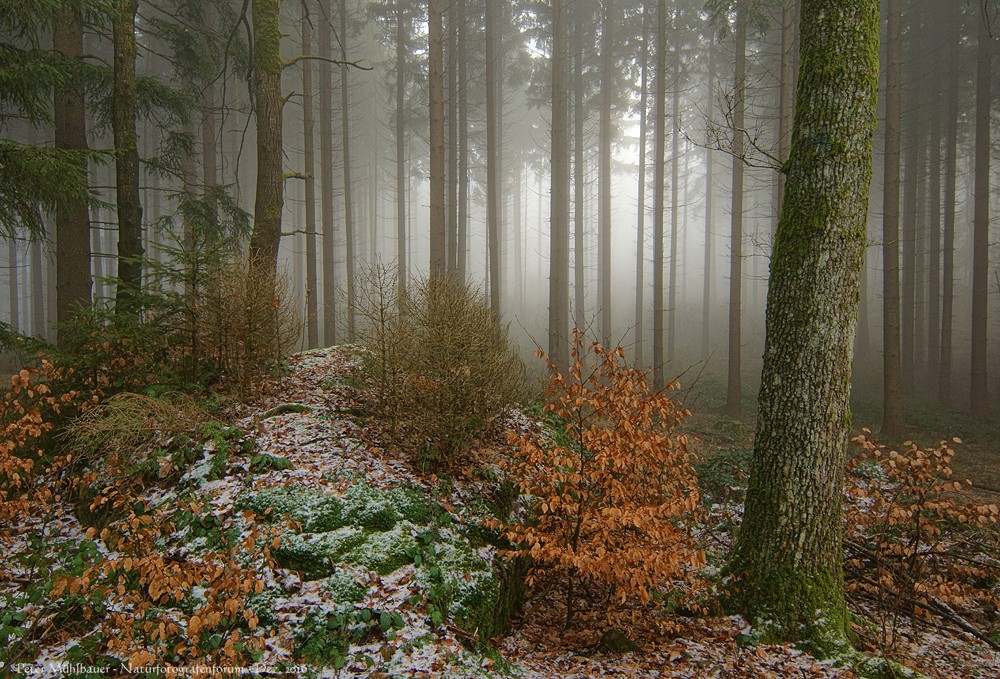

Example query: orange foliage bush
[51,486,276,668]
[845,432,1000,649]
[500,331,705,627]
[1,365,275,670]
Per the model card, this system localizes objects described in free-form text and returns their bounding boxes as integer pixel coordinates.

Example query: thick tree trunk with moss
[248,0,284,274]
[53,6,92,336]
[726,0,879,654]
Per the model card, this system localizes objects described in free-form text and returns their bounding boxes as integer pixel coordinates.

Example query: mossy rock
[235,487,346,533]
[419,529,526,639]
[275,527,367,580]
[341,483,430,530]
[323,569,370,604]
[341,521,420,575]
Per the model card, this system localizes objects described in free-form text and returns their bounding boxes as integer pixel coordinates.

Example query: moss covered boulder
[341,521,421,575]
[275,527,367,579]
[236,487,346,533]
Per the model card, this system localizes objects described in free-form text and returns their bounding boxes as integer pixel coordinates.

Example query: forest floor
[1,347,997,678]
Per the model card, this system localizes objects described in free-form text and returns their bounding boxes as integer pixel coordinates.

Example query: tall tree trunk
[30,235,44,336]
[926,61,941,388]
[548,0,570,372]
[728,0,879,650]
[652,0,667,388]
[970,14,992,416]
[573,6,585,332]
[202,89,217,190]
[340,0,356,339]
[668,38,680,364]
[881,0,904,436]
[395,0,407,293]
[702,41,714,359]
[302,2,318,348]
[447,0,458,273]
[901,12,921,394]
[635,7,649,366]
[653,0,667,389]
[598,0,614,344]
[112,0,143,309]
[248,0,284,273]
[939,17,959,408]
[486,0,500,313]
[457,0,468,281]
[7,239,18,331]
[320,0,336,345]
[428,0,446,277]
[725,0,746,414]
[774,0,796,221]
[513,162,523,306]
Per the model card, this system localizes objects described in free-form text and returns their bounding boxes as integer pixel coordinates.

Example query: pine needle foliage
[500,330,705,628]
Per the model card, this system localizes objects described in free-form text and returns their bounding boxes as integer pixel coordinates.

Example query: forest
[0,0,998,677]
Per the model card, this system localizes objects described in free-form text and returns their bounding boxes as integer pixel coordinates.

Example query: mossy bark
[726,0,879,656]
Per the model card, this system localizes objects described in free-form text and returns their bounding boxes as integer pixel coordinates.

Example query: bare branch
[284,54,372,71]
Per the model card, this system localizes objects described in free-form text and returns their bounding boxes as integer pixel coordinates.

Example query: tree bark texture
[727,0,879,652]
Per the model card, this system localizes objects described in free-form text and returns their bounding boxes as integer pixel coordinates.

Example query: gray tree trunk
[727,0,879,652]
[725,1,746,414]
[881,0,905,436]
[548,0,570,372]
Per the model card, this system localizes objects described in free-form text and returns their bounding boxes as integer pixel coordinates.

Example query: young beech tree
[726,0,879,655]
[502,331,704,629]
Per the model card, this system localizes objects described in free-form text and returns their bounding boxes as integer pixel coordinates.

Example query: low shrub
[499,330,705,628]
[845,432,1000,652]
[357,265,524,465]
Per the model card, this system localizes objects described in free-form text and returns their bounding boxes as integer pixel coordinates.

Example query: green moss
[342,521,419,575]
[725,563,852,659]
[235,487,346,533]
[323,569,369,604]
[341,483,430,530]
[417,529,526,640]
[274,528,367,580]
